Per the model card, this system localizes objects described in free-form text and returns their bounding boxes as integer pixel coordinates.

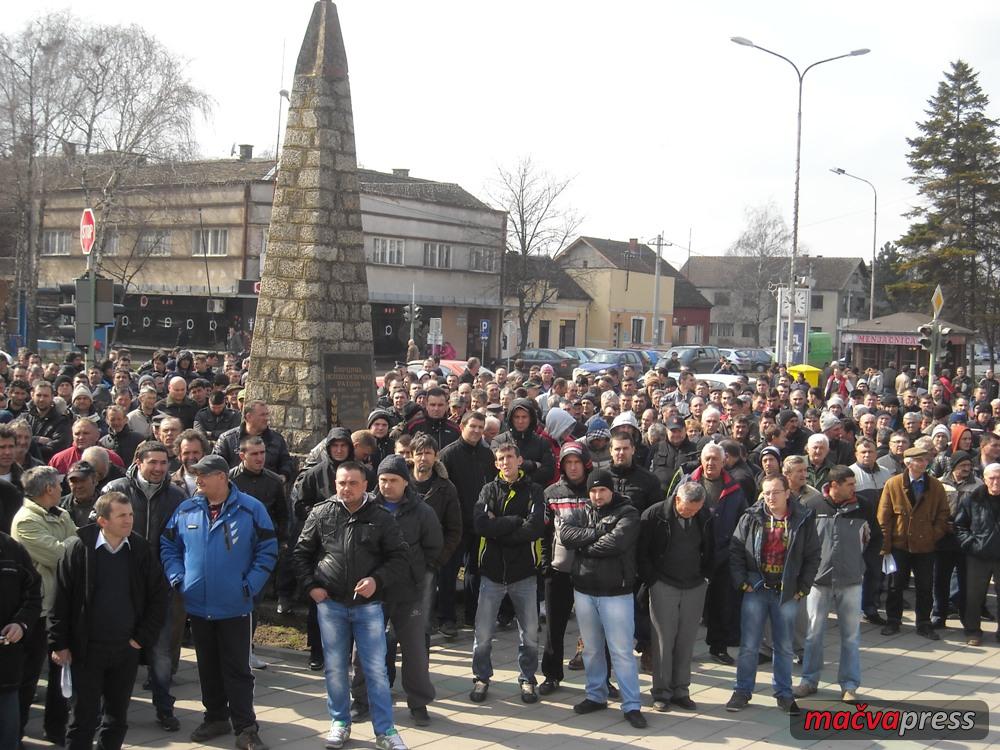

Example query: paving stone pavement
[21,611,1000,749]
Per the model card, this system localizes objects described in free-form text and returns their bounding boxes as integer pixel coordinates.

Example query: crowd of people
[1,346,999,750]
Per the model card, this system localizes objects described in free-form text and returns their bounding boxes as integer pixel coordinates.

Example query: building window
[41,230,71,256]
[714,291,731,306]
[423,242,451,268]
[741,323,757,339]
[138,230,171,257]
[741,292,757,307]
[811,293,824,310]
[469,247,499,272]
[372,237,404,265]
[192,229,228,257]
[631,317,645,345]
[101,232,120,256]
[711,323,735,338]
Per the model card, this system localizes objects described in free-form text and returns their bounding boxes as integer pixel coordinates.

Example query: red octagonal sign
[80,208,96,255]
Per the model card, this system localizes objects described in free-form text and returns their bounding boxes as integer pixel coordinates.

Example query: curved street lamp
[831,167,877,320]
[731,37,870,365]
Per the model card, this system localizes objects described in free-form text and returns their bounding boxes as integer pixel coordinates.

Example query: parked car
[720,347,774,372]
[659,345,724,374]
[576,349,652,376]
[562,346,601,365]
[510,348,580,379]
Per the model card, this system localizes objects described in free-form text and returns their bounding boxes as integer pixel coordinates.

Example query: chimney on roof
[392,168,409,177]
[238,144,254,161]
[628,238,638,251]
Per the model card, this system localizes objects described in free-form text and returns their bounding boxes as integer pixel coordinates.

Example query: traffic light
[402,303,422,324]
[936,326,953,361]
[917,324,935,351]
[57,279,93,345]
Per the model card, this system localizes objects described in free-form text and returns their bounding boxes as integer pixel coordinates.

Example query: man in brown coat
[877,445,951,639]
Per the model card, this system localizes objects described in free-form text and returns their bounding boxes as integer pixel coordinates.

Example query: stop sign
[80,208,96,255]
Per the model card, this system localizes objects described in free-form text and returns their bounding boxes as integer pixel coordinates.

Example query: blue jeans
[148,589,176,715]
[734,589,799,700]
[801,584,861,691]
[0,688,18,750]
[317,600,395,736]
[574,591,642,713]
[472,576,538,684]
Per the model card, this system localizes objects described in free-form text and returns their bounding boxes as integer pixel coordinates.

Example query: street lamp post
[831,167,877,320]
[731,37,869,365]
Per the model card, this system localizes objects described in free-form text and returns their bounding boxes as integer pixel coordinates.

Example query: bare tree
[0,12,210,347]
[489,157,581,351]
[723,203,790,346]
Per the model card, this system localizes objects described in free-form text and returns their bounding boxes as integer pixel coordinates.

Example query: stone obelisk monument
[246,0,374,453]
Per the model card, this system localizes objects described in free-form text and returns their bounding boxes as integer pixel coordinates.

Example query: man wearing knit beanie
[351,455,443,728]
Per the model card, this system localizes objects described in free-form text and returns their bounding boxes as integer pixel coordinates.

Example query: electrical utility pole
[652,233,663,347]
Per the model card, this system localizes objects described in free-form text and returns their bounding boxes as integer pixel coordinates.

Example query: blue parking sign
[480,319,490,339]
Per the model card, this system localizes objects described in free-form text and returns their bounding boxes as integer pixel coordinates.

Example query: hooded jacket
[166,351,196,383]
[493,399,556,486]
[608,458,662,514]
[375,485,443,602]
[48,524,167,663]
[560,492,640,597]
[11,499,78,617]
[544,408,577,444]
[730,499,821,604]
[367,409,396,467]
[438,432,497,534]
[474,469,545,584]
[542,448,591,574]
[104,463,186,562]
[292,427,358,520]
[160,483,278,619]
[291,494,411,606]
[802,489,878,588]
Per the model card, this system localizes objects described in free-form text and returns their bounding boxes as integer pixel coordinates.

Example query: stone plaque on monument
[323,352,374,431]
[244,0,375,453]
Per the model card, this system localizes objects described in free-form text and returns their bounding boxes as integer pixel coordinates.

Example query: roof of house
[565,236,712,309]
[19,155,492,210]
[842,312,975,335]
[506,255,591,301]
[681,255,866,292]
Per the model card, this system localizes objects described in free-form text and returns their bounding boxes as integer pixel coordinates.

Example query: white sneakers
[324,722,350,749]
[249,652,268,670]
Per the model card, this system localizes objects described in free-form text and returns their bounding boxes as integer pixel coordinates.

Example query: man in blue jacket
[160,455,277,750]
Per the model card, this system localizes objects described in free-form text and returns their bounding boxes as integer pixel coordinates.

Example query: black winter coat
[194,406,241,442]
[493,399,555,486]
[638,500,715,586]
[955,484,1000,560]
[104,465,186,562]
[48,525,167,664]
[292,497,411,606]
[560,493,640,597]
[26,404,72,460]
[406,414,460,451]
[439,436,496,534]
[418,464,463,568]
[609,461,662,514]
[650,437,699,492]
[99,426,144,466]
[215,425,296,481]
[0,531,42,690]
[473,471,545,584]
[376,487,443,601]
[230,464,288,542]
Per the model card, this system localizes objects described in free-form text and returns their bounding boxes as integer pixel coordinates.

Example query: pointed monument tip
[295,0,349,79]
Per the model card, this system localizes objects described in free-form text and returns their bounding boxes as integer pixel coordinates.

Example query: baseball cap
[188,455,231,475]
[67,461,96,479]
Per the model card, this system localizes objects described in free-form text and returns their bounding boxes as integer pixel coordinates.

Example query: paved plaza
[22,611,1000,750]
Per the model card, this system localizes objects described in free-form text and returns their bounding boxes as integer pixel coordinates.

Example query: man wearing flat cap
[876,445,951,639]
[160,454,277,749]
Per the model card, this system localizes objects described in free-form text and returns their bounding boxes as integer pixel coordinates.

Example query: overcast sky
[11,1,1000,274]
